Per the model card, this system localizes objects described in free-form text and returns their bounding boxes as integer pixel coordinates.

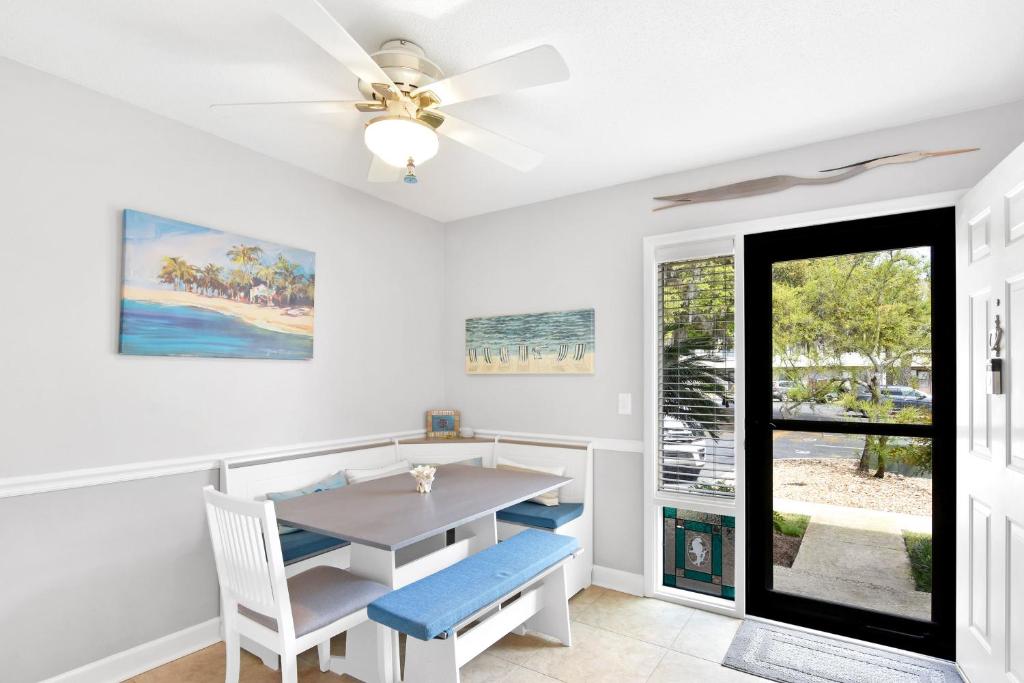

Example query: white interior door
[956,139,1024,683]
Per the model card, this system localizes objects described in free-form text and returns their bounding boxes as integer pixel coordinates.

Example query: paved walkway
[773,498,931,620]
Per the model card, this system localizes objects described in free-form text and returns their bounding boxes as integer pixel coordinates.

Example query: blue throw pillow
[267,471,348,534]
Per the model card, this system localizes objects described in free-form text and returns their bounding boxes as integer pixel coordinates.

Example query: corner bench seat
[238,565,389,637]
[279,529,350,565]
[496,501,583,530]
[368,529,579,641]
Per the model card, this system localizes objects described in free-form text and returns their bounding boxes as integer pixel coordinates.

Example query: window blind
[658,255,736,497]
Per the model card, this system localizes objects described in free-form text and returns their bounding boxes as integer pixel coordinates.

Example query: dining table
[274,462,572,683]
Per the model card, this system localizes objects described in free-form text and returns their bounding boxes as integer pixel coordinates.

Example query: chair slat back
[202,486,294,636]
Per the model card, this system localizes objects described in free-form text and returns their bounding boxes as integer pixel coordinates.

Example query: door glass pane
[771,430,932,621]
[661,507,736,600]
[771,248,932,425]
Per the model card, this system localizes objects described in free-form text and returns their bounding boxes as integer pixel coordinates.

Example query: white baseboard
[592,565,645,596]
[44,617,222,683]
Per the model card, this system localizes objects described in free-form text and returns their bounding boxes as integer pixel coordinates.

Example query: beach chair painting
[119,210,315,360]
[465,309,595,374]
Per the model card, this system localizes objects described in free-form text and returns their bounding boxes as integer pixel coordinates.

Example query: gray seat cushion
[239,566,390,637]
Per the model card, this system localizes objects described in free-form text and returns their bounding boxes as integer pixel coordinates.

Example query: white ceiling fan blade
[368,155,404,182]
[436,114,543,171]
[273,0,396,91]
[412,45,568,107]
[210,100,365,114]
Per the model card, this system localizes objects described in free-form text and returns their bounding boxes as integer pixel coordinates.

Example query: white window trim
[641,189,964,615]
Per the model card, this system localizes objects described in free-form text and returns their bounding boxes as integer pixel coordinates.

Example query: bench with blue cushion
[279,528,350,565]
[496,501,583,530]
[368,529,579,683]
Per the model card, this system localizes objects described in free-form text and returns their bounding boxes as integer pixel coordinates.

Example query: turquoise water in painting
[119,299,313,359]
[465,309,594,352]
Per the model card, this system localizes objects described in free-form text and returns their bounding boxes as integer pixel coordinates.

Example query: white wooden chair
[202,486,390,683]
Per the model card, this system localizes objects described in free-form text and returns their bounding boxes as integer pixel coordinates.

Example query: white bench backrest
[401,440,496,467]
[493,440,592,505]
[223,443,398,500]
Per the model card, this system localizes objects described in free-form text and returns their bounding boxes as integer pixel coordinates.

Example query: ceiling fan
[212,0,570,184]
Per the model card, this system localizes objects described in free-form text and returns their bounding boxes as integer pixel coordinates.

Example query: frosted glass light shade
[364,117,439,168]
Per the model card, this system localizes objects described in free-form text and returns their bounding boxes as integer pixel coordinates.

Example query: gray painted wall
[5,54,1024,682]
[444,100,1024,578]
[592,450,643,574]
[0,57,446,480]
[0,58,444,682]
[0,470,219,682]
[443,98,1024,440]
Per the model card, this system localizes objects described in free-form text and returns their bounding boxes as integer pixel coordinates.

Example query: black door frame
[743,207,956,659]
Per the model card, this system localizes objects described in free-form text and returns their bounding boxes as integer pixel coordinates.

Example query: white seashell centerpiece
[410,465,437,493]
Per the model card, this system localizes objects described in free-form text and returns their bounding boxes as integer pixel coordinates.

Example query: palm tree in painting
[273,254,302,305]
[200,263,224,297]
[256,264,279,302]
[158,256,198,292]
[227,244,263,274]
[228,269,253,301]
[226,244,262,301]
[159,256,184,290]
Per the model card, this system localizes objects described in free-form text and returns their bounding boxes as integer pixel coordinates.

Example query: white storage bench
[491,439,594,598]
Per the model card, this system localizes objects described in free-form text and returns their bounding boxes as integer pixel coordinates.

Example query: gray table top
[273,464,571,551]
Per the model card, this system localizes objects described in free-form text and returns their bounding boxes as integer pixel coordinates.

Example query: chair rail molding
[0,429,426,499]
[473,428,643,453]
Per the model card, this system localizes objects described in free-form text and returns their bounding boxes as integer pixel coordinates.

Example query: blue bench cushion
[280,529,350,565]
[497,501,583,530]
[368,528,579,641]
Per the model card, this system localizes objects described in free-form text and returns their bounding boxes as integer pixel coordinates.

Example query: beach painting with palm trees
[119,210,315,359]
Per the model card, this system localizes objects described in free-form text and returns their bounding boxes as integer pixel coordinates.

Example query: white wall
[0,57,446,682]
[0,57,446,479]
[6,50,1024,678]
[444,99,1024,575]
[444,99,1024,440]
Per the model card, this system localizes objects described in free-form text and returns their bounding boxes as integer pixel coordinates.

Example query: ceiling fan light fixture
[364,116,439,168]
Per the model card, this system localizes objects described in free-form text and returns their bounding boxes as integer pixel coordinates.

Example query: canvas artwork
[119,210,315,359]
[465,309,595,374]
[662,507,736,600]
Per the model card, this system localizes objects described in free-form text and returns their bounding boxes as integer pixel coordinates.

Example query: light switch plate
[618,393,632,415]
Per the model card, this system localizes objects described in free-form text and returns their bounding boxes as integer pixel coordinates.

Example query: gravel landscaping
[773,458,931,516]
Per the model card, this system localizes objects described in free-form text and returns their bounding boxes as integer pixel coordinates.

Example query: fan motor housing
[357,39,444,99]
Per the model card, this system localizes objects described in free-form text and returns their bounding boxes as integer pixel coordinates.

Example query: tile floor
[131,587,769,682]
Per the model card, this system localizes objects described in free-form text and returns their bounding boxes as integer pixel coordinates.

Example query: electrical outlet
[618,393,632,415]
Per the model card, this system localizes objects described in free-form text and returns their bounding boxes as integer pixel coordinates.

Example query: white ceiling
[2,1,1023,222]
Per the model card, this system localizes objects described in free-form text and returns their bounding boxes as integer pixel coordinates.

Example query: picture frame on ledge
[426,409,460,439]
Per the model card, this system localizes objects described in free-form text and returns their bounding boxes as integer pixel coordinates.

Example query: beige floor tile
[459,652,560,682]
[648,650,765,683]
[572,588,694,647]
[487,621,667,683]
[568,584,607,619]
[670,609,742,662]
[129,641,359,683]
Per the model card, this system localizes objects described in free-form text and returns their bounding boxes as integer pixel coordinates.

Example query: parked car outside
[772,379,797,400]
[661,415,708,483]
[855,385,932,411]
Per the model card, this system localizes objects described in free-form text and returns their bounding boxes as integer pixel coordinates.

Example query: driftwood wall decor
[652,148,978,211]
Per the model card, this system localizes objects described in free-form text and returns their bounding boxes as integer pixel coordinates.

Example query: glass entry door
[744,209,955,659]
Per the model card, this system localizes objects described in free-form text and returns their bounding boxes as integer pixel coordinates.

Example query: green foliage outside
[661,257,735,438]
[903,531,933,592]
[773,511,810,538]
[772,249,933,477]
